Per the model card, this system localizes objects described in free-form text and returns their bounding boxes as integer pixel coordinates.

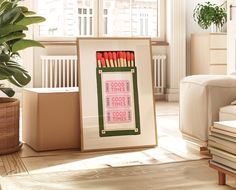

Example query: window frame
[32,0,166,42]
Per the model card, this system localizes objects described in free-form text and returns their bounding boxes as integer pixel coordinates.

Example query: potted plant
[0,0,45,154]
[193,2,227,32]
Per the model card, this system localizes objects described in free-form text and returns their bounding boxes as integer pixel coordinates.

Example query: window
[35,0,165,40]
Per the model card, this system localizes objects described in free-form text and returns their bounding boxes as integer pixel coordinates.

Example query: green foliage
[193,2,227,30]
[0,0,45,97]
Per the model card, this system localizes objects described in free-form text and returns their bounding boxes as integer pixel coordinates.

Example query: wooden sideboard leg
[218,171,226,185]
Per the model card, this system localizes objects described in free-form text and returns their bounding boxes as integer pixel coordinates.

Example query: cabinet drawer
[209,65,227,75]
[210,50,227,64]
[210,34,227,49]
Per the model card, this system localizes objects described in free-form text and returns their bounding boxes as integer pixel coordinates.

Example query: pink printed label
[104,79,133,124]
[105,80,130,94]
[106,110,132,123]
[106,95,131,108]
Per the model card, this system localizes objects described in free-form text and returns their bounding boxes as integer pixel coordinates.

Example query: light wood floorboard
[0,101,234,189]
[0,160,235,190]
[0,153,28,176]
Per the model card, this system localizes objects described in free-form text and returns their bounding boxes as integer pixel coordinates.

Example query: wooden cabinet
[190,33,227,75]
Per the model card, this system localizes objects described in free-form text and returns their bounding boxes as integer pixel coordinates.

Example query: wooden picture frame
[77,38,157,151]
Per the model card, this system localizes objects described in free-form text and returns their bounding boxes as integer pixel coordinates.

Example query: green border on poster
[96,67,141,137]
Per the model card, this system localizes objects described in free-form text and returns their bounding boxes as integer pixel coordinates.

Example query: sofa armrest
[180,75,236,142]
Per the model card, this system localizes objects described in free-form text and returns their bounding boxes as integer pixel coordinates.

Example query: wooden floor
[0,101,235,189]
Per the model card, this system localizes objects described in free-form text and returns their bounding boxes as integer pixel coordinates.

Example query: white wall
[227,0,236,74]
[186,0,225,75]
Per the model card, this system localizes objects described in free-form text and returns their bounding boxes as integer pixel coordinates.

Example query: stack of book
[208,120,236,173]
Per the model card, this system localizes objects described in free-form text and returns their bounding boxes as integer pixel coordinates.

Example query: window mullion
[97,0,103,37]
[130,0,132,37]
[93,0,98,37]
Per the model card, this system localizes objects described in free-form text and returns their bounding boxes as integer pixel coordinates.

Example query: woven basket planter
[0,98,22,154]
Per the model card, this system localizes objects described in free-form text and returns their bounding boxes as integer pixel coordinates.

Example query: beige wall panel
[210,50,227,65]
[190,33,209,74]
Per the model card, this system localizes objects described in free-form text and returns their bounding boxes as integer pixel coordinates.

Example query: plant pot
[211,24,222,33]
[0,98,22,154]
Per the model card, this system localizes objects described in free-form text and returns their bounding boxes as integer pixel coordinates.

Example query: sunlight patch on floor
[24,147,185,174]
[159,136,210,160]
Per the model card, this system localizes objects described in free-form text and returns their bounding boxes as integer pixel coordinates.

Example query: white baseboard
[166,88,179,101]
[154,94,167,101]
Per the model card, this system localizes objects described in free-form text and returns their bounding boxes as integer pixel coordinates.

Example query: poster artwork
[96,51,141,137]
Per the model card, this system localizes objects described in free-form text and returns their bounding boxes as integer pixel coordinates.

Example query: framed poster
[77,38,157,151]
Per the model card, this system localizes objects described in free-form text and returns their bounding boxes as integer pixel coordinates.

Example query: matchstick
[126,52,131,67]
[103,52,110,67]
[123,51,127,67]
[108,51,114,67]
[113,52,118,67]
[96,52,102,67]
[101,57,106,67]
[130,52,134,67]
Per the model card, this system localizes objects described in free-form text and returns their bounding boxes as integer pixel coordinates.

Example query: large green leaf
[0,66,14,77]
[12,10,24,23]
[5,63,28,73]
[18,6,28,13]
[0,7,21,26]
[0,0,6,7]
[4,63,28,74]
[23,11,36,16]
[7,70,31,87]
[16,16,45,26]
[1,61,30,77]
[2,63,31,86]
[0,75,7,80]
[12,70,31,86]
[0,1,12,14]
[7,76,22,87]
[0,24,27,36]
[0,33,25,44]
[12,39,44,52]
[0,53,10,62]
[0,87,15,97]
[18,6,36,15]
[10,8,21,23]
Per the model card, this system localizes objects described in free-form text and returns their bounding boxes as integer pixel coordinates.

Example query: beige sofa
[180,75,236,145]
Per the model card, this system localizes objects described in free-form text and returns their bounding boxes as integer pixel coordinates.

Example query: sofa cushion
[219,105,236,121]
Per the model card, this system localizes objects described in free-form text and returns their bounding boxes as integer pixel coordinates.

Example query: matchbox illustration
[96,51,140,137]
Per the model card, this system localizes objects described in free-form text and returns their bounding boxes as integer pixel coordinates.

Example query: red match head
[117,51,120,58]
[130,52,134,61]
[97,52,102,60]
[113,52,117,60]
[108,52,113,60]
[123,51,127,59]
[126,52,131,61]
[103,52,108,60]
[119,51,123,59]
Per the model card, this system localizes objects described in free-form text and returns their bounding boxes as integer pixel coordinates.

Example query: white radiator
[41,56,78,88]
[153,55,167,95]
